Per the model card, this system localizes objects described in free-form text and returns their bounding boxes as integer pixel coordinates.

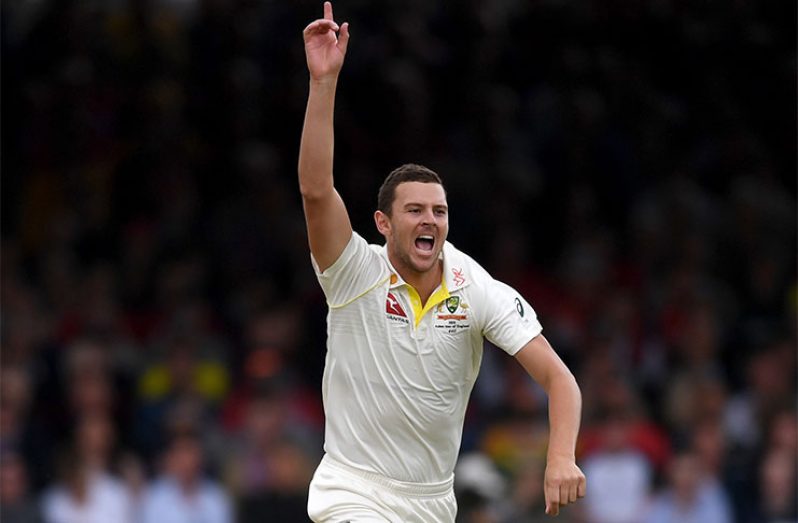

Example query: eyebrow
[403,202,448,209]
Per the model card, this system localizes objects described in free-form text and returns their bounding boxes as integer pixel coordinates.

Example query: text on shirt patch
[435,298,469,333]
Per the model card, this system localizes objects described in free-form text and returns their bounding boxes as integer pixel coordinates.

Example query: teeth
[419,235,433,240]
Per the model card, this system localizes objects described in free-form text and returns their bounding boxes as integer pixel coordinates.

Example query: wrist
[310,76,339,88]
[547,450,576,462]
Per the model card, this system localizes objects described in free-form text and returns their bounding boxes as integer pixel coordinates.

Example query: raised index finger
[324,1,334,21]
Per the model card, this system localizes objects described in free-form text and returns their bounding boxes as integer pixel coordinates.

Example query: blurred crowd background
[1,0,796,522]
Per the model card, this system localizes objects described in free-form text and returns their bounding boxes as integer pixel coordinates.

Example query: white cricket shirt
[312,232,543,484]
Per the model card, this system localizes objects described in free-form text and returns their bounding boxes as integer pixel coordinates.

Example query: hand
[544,456,586,516]
[303,2,350,82]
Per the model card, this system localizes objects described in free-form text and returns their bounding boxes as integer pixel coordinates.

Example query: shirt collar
[442,241,471,292]
[378,241,471,292]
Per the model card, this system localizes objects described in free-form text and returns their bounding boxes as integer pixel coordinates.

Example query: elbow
[564,372,582,405]
[299,184,318,201]
[563,369,580,392]
[549,367,580,396]
[298,179,332,202]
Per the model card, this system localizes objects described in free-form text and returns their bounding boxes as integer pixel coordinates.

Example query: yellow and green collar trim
[405,279,450,328]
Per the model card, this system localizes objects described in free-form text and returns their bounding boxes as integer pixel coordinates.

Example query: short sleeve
[311,231,387,307]
[480,278,543,356]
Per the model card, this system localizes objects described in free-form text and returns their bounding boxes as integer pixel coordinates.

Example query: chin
[411,256,438,274]
[411,264,433,274]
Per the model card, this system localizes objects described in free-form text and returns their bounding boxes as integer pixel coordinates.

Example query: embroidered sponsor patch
[386,292,409,323]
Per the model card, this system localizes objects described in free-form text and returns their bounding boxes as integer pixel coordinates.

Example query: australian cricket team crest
[435,295,470,333]
[445,296,460,313]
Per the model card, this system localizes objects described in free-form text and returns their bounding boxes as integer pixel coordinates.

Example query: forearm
[515,336,586,514]
[298,79,338,199]
[545,371,582,460]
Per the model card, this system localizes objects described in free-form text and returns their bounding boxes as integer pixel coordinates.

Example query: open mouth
[415,235,434,253]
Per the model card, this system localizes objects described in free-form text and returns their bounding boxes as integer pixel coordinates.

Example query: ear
[374,210,391,237]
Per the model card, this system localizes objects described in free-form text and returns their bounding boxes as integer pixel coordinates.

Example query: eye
[409,208,421,214]
[434,209,447,216]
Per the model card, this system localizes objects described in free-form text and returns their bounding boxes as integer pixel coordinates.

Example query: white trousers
[307,454,457,522]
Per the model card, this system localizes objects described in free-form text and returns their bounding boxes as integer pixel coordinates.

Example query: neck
[393,258,442,305]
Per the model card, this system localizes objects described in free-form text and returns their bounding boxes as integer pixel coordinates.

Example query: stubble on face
[383,182,448,279]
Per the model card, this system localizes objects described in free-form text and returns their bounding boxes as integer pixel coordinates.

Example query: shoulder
[317,231,386,275]
[338,230,393,280]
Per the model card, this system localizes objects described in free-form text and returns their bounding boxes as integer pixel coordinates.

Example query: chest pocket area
[424,311,478,386]
[384,292,480,389]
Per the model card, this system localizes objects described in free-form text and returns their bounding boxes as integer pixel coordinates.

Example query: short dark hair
[377,164,444,215]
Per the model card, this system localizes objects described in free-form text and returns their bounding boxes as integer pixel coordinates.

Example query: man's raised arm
[299,2,352,272]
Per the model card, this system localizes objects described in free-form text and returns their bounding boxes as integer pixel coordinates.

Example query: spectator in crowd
[724,340,795,452]
[116,452,148,523]
[766,408,798,456]
[63,340,118,423]
[40,410,132,523]
[41,447,132,523]
[454,452,508,523]
[223,387,316,522]
[644,449,733,523]
[0,451,43,523]
[755,447,798,522]
[140,430,232,523]
[235,438,316,523]
[690,419,730,494]
[0,366,35,456]
[500,457,553,523]
[578,369,669,523]
[579,410,655,523]
[72,413,119,479]
[135,334,230,459]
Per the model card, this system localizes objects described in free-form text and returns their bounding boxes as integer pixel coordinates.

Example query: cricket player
[300,3,586,520]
